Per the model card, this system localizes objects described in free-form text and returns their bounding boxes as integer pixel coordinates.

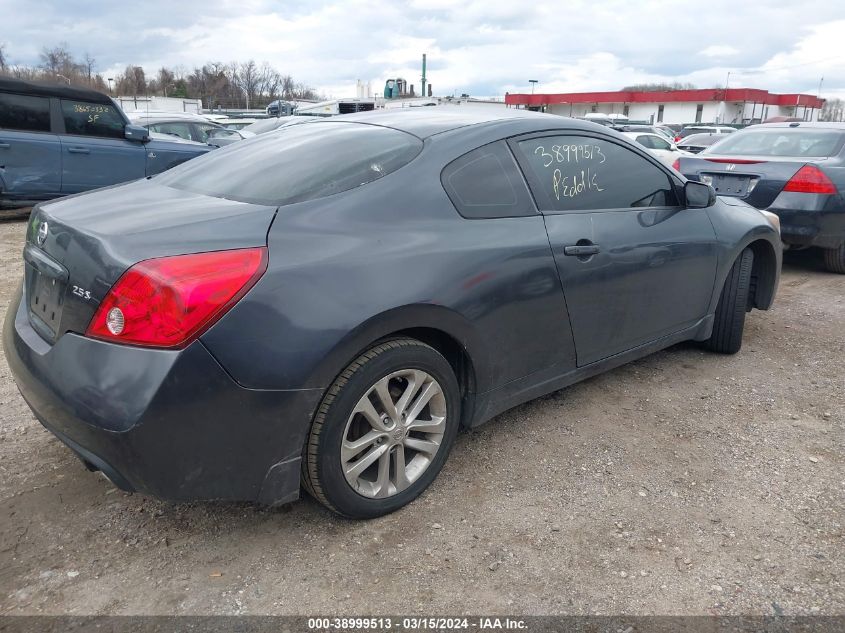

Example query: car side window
[149,122,193,141]
[0,92,51,132]
[650,135,671,150]
[60,100,125,139]
[514,135,679,213]
[635,135,655,149]
[441,141,535,219]
[194,123,220,143]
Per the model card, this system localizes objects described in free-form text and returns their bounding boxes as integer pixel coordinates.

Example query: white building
[505,88,824,125]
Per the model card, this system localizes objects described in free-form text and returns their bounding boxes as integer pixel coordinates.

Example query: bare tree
[3,44,319,107]
[235,60,260,108]
[116,65,147,95]
[157,67,175,96]
[621,82,697,92]
[280,74,295,100]
[83,53,96,84]
[39,43,83,82]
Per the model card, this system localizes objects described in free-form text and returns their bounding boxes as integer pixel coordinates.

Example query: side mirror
[669,143,679,151]
[685,180,716,208]
[124,124,149,143]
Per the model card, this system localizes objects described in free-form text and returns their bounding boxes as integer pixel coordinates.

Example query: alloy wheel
[341,369,447,498]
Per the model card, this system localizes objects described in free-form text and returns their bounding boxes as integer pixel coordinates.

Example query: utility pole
[421,54,427,99]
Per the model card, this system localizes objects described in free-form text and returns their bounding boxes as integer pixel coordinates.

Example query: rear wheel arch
[380,327,477,428]
[306,305,487,425]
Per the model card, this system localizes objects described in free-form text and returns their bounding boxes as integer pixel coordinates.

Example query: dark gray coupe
[4,109,781,518]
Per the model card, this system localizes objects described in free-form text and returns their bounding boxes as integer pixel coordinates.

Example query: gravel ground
[0,215,842,616]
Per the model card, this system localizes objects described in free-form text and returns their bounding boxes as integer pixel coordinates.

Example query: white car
[623,131,691,168]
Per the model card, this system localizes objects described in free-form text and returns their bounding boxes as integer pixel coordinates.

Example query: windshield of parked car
[156,121,423,205]
[703,129,845,157]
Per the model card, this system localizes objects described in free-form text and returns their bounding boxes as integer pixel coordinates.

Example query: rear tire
[302,338,461,519]
[822,243,845,274]
[705,248,754,354]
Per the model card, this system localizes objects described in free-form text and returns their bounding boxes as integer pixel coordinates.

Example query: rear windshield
[706,129,845,157]
[680,134,724,146]
[157,121,422,206]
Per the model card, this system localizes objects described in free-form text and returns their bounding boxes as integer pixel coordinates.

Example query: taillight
[86,247,267,348]
[674,136,681,143]
[671,158,681,171]
[783,165,837,194]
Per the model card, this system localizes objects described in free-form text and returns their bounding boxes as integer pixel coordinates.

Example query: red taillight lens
[783,165,837,194]
[86,247,267,348]
[671,158,681,171]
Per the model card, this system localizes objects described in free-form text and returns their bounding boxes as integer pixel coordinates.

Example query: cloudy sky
[2,0,844,101]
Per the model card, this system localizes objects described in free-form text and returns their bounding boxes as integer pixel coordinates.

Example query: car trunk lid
[679,154,830,209]
[24,179,277,344]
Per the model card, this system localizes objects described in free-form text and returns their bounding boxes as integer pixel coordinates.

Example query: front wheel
[705,248,754,354]
[822,243,845,274]
[302,338,461,519]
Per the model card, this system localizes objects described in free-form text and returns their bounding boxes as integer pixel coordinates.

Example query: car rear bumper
[3,282,323,505]
[767,194,845,249]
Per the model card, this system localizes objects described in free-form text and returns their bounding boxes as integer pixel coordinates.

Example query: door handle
[0,142,10,149]
[563,244,600,256]
[67,147,90,154]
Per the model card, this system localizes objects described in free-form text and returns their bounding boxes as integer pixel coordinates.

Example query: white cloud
[3,0,844,102]
[700,45,740,58]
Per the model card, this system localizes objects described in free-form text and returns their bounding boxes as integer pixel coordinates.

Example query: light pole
[107,77,114,94]
[529,79,538,94]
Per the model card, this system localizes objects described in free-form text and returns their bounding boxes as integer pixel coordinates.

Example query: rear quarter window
[515,135,679,212]
[441,141,535,219]
[0,92,51,132]
[156,122,422,206]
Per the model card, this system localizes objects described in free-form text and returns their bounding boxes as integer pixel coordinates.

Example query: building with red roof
[504,88,825,124]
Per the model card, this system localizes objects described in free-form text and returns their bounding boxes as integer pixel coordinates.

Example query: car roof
[129,114,220,125]
[623,131,661,137]
[310,107,596,139]
[748,121,845,130]
[0,76,113,105]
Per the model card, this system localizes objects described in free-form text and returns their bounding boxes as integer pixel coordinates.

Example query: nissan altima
[4,109,781,518]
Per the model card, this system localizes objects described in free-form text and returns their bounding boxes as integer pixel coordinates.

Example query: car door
[511,132,718,366]
[0,92,62,198]
[58,98,145,194]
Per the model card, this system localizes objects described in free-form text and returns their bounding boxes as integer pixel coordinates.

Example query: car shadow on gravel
[782,248,828,273]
